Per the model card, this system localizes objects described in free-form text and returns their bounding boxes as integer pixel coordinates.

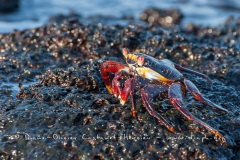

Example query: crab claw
[112,72,123,98]
[100,61,130,94]
[111,72,133,106]
[119,78,133,105]
[184,79,228,113]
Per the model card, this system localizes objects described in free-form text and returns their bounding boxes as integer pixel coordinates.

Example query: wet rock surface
[140,7,183,27]
[0,0,19,12]
[0,11,240,159]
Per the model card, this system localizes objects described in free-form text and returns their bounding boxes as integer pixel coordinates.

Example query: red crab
[100,48,228,141]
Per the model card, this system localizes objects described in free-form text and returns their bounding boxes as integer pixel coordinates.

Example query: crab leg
[129,78,137,118]
[184,79,228,112]
[174,63,212,83]
[141,85,175,133]
[100,61,130,94]
[169,83,225,140]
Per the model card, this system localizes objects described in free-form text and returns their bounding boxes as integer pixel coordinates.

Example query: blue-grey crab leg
[141,85,175,133]
[140,83,168,98]
[174,63,212,83]
[183,79,228,113]
[168,83,226,140]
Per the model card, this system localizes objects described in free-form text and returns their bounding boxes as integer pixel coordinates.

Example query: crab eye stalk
[137,56,145,66]
[122,48,129,59]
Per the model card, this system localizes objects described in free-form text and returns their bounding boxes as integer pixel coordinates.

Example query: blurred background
[0,0,240,33]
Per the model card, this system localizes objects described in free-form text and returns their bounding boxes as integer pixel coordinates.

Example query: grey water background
[0,0,240,33]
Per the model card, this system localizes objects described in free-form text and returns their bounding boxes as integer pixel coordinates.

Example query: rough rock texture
[0,12,240,159]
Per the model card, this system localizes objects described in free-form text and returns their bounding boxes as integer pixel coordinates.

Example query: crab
[100,48,228,141]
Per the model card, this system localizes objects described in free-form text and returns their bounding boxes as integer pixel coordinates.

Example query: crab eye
[137,56,144,66]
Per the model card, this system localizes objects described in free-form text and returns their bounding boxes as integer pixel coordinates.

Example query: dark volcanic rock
[0,13,240,159]
[140,7,183,27]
